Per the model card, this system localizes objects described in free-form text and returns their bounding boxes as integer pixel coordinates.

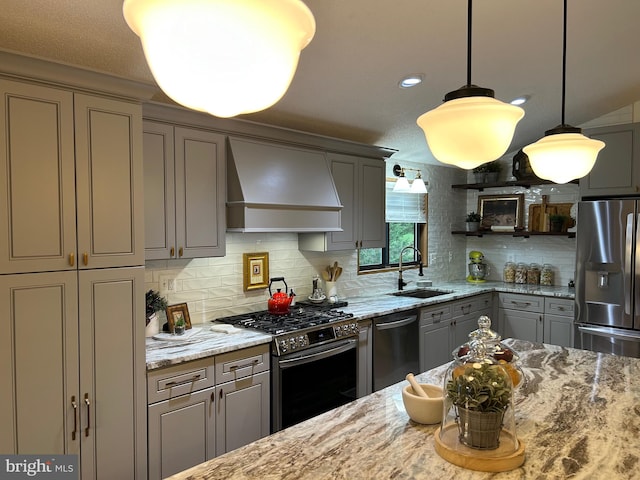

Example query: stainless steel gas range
[216,302,358,432]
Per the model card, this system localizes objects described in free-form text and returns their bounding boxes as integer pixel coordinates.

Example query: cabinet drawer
[452,294,493,318]
[148,357,215,404]
[499,293,544,313]
[419,304,452,326]
[544,297,575,317]
[215,344,270,384]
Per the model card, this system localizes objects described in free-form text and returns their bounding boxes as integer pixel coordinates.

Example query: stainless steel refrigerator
[575,199,640,357]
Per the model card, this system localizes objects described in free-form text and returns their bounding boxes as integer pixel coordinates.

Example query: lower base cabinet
[147,345,270,480]
[419,294,493,372]
[543,297,575,347]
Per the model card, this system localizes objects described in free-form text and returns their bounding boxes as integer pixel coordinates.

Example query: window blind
[385,181,427,223]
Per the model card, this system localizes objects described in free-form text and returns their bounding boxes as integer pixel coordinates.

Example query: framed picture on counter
[166,303,191,332]
[243,251,270,291]
[478,194,524,230]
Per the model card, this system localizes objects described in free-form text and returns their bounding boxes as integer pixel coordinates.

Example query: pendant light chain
[561,0,567,126]
[466,0,473,86]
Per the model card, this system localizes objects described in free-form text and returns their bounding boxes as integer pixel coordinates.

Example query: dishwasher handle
[375,315,417,331]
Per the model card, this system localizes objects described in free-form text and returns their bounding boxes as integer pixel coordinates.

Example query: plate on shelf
[308,295,326,304]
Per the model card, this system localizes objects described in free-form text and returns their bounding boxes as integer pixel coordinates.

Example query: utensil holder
[325,281,338,298]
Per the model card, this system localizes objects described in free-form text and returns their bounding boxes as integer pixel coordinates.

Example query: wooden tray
[528,202,574,232]
[434,425,525,472]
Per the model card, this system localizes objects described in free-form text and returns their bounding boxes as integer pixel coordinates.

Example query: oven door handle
[278,339,357,368]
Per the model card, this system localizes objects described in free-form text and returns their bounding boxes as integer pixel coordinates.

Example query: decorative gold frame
[243,252,270,291]
[478,194,524,230]
[166,303,192,332]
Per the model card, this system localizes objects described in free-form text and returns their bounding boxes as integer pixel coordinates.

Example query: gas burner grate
[215,306,353,335]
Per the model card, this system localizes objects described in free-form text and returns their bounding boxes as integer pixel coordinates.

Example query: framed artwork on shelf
[478,194,524,230]
[166,303,192,332]
[243,251,270,291]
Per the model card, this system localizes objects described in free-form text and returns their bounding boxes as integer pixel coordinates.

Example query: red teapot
[268,277,293,315]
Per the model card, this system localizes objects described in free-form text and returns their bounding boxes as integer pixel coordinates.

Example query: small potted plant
[145,289,168,327]
[446,355,513,449]
[465,212,482,232]
[549,214,567,233]
[472,161,502,184]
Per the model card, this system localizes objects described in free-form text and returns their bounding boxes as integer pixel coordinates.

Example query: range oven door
[272,338,357,432]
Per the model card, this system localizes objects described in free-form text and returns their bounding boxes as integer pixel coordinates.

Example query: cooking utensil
[406,373,430,398]
[268,277,293,315]
[321,270,331,281]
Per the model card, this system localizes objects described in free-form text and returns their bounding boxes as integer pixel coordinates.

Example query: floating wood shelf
[451,230,576,238]
[452,179,578,191]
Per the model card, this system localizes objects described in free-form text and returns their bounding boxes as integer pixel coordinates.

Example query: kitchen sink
[390,289,452,299]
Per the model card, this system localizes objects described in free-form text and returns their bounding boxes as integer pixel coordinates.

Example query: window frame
[358,222,428,274]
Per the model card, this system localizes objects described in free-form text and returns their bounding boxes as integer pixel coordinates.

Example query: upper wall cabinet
[299,153,386,251]
[580,122,640,198]
[143,120,226,260]
[0,79,144,274]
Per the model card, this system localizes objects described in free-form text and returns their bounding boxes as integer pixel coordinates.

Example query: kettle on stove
[268,277,293,315]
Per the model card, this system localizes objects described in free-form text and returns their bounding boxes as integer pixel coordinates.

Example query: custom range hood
[227,137,343,232]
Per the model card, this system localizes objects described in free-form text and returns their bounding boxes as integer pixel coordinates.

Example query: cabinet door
[78,267,146,480]
[499,308,543,343]
[215,371,270,456]
[0,271,79,455]
[148,388,215,480]
[0,79,77,274]
[544,314,574,347]
[581,123,640,197]
[420,321,452,372]
[143,121,176,260]
[452,307,492,349]
[174,127,226,258]
[359,158,386,248]
[326,153,358,250]
[75,95,144,268]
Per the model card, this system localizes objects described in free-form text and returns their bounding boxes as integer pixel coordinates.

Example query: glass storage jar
[515,263,527,284]
[540,264,554,286]
[527,263,540,285]
[503,262,516,283]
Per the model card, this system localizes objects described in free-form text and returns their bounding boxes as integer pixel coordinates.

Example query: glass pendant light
[417,0,524,170]
[123,0,315,118]
[393,169,411,192]
[523,0,604,184]
[409,171,428,194]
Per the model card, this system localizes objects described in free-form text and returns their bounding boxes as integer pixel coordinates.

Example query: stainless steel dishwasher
[373,309,419,391]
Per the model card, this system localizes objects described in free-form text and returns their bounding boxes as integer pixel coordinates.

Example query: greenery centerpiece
[549,214,567,233]
[446,346,513,449]
[145,289,168,326]
[472,161,502,184]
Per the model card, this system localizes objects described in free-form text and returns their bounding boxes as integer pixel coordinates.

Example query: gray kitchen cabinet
[419,294,494,372]
[357,319,373,397]
[0,76,146,479]
[0,78,144,274]
[0,267,147,480]
[147,345,270,480]
[580,122,640,198]
[498,293,544,343]
[143,120,226,260]
[298,153,386,251]
[544,297,575,347]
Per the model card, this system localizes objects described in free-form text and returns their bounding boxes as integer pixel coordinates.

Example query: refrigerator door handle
[626,213,634,315]
[578,324,640,343]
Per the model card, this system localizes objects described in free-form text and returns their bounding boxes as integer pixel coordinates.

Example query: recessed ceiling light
[510,96,530,106]
[399,74,424,88]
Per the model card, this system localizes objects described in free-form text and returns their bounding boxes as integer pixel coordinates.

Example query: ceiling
[2,0,639,165]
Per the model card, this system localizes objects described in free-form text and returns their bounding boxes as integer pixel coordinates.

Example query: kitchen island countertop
[167,339,640,480]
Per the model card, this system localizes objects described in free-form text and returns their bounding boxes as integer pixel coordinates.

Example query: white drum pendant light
[417,0,524,170]
[123,0,315,118]
[523,0,604,184]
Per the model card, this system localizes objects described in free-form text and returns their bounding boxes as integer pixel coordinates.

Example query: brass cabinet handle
[170,247,175,257]
[71,396,78,441]
[69,253,75,266]
[178,247,183,257]
[83,253,88,266]
[84,393,91,437]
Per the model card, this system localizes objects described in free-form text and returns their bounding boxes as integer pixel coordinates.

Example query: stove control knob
[289,338,297,350]
[351,323,358,334]
[335,326,343,337]
[298,335,306,347]
[279,339,288,354]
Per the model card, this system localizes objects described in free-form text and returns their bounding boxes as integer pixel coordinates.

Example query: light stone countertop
[167,339,640,480]
[145,281,574,369]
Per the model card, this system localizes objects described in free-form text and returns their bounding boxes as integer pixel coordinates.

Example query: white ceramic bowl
[402,384,444,425]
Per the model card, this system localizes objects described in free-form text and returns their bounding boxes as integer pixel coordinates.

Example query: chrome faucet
[398,246,424,290]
